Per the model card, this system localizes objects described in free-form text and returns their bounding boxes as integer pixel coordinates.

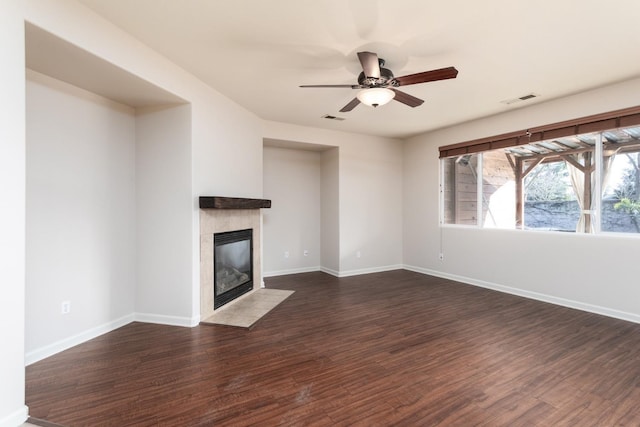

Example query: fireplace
[214,229,253,309]
[199,196,271,322]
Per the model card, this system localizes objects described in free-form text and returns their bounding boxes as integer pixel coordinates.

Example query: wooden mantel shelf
[199,196,271,210]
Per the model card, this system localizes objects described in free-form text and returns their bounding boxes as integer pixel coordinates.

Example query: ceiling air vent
[501,93,540,105]
[322,114,345,121]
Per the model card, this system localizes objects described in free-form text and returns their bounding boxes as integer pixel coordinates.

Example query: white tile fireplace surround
[199,196,271,322]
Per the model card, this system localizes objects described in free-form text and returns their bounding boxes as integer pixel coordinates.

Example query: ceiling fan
[300,51,458,112]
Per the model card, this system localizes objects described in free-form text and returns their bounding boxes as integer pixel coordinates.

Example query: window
[524,160,578,231]
[440,121,640,235]
[601,129,640,233]
[519,132,599,232]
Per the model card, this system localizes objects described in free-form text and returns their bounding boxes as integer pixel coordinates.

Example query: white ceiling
[76,0,640,139]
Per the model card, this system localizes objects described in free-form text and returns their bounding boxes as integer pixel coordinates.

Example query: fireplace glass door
[213,229,253,309]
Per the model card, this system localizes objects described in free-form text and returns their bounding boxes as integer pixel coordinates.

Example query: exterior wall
[444,151,515,227]
[442,156,478,225]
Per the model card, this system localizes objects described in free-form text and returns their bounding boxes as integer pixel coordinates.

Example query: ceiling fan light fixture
[356,87,395,108]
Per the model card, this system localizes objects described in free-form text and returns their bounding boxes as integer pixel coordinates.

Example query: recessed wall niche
[25,23,192,363]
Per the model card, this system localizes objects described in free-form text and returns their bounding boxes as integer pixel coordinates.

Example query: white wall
[191,94,263,198]
[339,137,403,274]
[136,104,194,324]
[26,70,137,361]
[0,1,28,425]
[404,77,640,323]
[263,146,321,275]
[321,148,340,273]
[262,120,404,276]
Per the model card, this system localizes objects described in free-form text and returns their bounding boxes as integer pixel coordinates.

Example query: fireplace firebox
[214,229,253,309]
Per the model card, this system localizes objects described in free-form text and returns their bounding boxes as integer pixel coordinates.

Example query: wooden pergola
[505,128,640,230]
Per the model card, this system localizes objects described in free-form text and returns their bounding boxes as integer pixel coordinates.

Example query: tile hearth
[201,288,294,328]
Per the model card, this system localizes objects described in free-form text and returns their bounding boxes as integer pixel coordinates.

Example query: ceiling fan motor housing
[358,67,397,87]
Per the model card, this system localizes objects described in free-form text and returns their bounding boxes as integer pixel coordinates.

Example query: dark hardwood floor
[26,270,640,426]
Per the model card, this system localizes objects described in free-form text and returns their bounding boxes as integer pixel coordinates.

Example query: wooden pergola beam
[522,157,544,178]
[561,154,586,172]
[509,139,640,162]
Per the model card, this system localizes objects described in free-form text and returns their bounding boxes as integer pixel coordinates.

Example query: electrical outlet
[303,250,309,257]
[439,253,444,261]
[61,301,71,315]
[284,251,289,259]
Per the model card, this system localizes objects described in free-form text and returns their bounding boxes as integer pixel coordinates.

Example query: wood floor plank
[26,270,640,426]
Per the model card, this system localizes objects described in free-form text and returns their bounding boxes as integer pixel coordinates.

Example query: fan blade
[300,84,360,88]
[357,51,380,78]
[391,89,424,108]
[395,67,458,86]
[339,97,361,112]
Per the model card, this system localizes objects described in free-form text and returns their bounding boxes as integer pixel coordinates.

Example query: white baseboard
[336,264,404,278]
[263,266,321,278]
[319,266,340,277]
[25,314,135,366]
[403,264,640,325]
[267,265,404,279]
[134,312,200,327]
[25,311,200,365]
[0,405,28,427]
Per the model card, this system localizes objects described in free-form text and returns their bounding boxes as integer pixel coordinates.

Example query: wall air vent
[322,114,345,121]
[501,93,540,105]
